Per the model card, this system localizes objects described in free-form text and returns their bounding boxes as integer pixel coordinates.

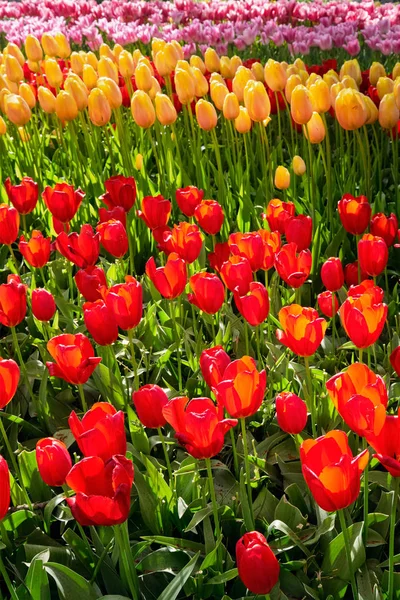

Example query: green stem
[240,418,255,528]
[0,554,19,600]
[338,509,358,600]
[205,457,222,569]
[331,292,336,354]
[229,428,239,480]
[304,356,317,438]
[157,427,173,486]
[363,438,369,547]
[170,302,182,392]
[7,246,18,274]
[244,323,250,356]
[127,329,139,392]
[10,327,35,407]
[388,477,399,600]
[78,384,88,413]
[0,417,31,507]
[114,522,139,600]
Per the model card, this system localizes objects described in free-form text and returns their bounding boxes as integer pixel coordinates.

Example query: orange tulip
[276,304,327,356]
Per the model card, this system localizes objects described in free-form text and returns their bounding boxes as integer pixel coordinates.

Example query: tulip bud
[132,49,144,68]
[19,83,36,109]
[286,65,299,77]
[54,91,77,122]
[210,73,225,86]
[244,80,271,122]
[5,54,23,84]
[135,61,153,92]
[0,116,6,135]
[235,106,252,133]
[25,35,43,62]
[204,48,220,73]
[335,89,367,130]
[70,51,84,76]
[100,43,115,62]
[82,64,98,90]
[131,90,155,128]
[118,50,135,78]
[274,166,290,190]
[330,81,344,106]
[223,92,240,120]
[219,56,232,79]
[309,79,330,113]
[32,288,57,321]
[264,59,287,92]
[190,55,206,74]
[192,67,209,97]
[196,99,217,130]
[364,96,379,125]
[379,93,399,129]
[370,62,386,87]
[276,392,308,434]
[41,33,59,57]
[86,51,98,70]
[88,88,111,126]
[294,58,306,71]
[64,77,88,111]
[341,75,358,90]
[377,76,394,100]
[0,89,11,113]
[38,86,56,113]
[44,58,63,89]
[393,63,400,80]
[323,71,339,88]
[340,59,362,86]
[171,40,184,61]
[163,43,180,73]
[152,37,165,56]
[135,153,143,170]
[98,57,118,83]
[4,94,31,126]
[251,61,264,82]
[97,77,122,109]
[231,54,243,75]
[306,73,321,88]
[148,76,161,100]
[54,33,70,59]
[232,66,254,103]
[285,74,302,103]
[113,43,123,60]
[175,68,196,104]
[305,111,326,144]
[210,81,228,110]
[291,85,313,124]
[155,93,177,125]
[293,155,306,176]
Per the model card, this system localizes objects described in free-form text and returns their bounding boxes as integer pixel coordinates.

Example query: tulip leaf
[98,597,132,600]
[321,521,365,580]
[184,504,214,533]
[156,551,200,600]
[239,469,254,531]
[25,558,51,600]
[136,548,191,574]
[274,495,307,530]
[18,449,52,502]
[253,486,279,523]
[44,563,100,599]
[206,568,238,585]
[141,535,205,554]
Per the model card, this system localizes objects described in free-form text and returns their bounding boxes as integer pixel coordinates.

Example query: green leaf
[25,558,51,600]
[156,551,199,600]
[199,536,222,571]
[62,529,95,574]
[206,569,238,585]
[239,469,254,531]
[44,563,100,600]
[321,522,365,580]
[274,496,307,531]
[253,486,278,523]
[184,505,214,533]
[141,535,205,554]
[137,548,190,574]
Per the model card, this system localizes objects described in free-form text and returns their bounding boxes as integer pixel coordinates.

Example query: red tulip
[83,300,119,346]
[32,288,56,321]
[36,438,72,487]
[199,346,231,390]
[4,177,38,214]
[370,212,398,247]
[317,291,339,317]
[42,183,85,223]
[338,193,371,235]
[188,272,225,314]
[152,225,173,254]
[52,217,70,235]
[162,396,237,459]
[300,430,369,511]
[220,255,253,295]
[276,304,327,356]
[0,357,20,409]
[99,206,127,228]
[46,333,102,385]
[19,230,51,268]
[69,403,126,462]
[56,224,100,268]
[275,243,312,288]
[229,232,264,272]
[391,346,400,377]
[75,266,107,302]
[258,229,281,270]
[194,200,224,235]
[344,261,368,287]
[208,242,231,272]
[96,219,129,258]
[102,175,137,212]
[101,276,142,330]
[276,392,307,434]
[348,280,384,302]
[321,257,344,292]
[145,253,187,299]
[0,456,10,520]
[215,356,267,418]
[0,204,20,245]
[366,410,400,477]
[340,292,387,348]
[358,234,388,277]
[262,198,295,234]
[236,532,280,595]
[132,384,168,428]
[66,455,134,526]
[138,194,171,230]
[284,215,312,251]
[234,281,269,326]
[164,222,203,264]
[0,274,27,327]
[175,186,204,217]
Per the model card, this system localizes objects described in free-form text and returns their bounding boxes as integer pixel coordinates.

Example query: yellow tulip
[27,60,40,74]
[264,59,287,92]
[369,62,386,87]
[232,66,254,103]
[223,92,240,120]
[19,83,36,109]
[330,81,344,106]
[86,52,98,70]
[148,77,162,100]
[98,57,118,83]
[231,55,242,75]
[234,106,252,133]
[243,80,271,122]
[5,43,25,66]
[113,44,123,60]
[190,55,206,74]
[54,33,70,59]
[41,33,59,57]
[174,68,196,105]
[82,64,98,90]
[18,127,30,142]
[70,52,84,76]
[37,86,56,113]
[339,59,362,86]
[292,155,306,176]
[192,67,209,97]
[394,78,400,110]
[204,48,220,73]
[135,153,143,170]
[44,58,63,89]
[294,58,306,71]
[251,61,265,82]
[195,99,217,130]
[379,93,399,129]
[323,70,339,88]
[220,56,234,79]
[0,116,6,135]
[393,63,400,80]
[4,93,31,125]
[5,55,23,83]
[286,65,299,78]
[285,74,302,103]
[152,38,165,57]
[364,96,379,125]
[0,89,11,113]
[305,112,326,144]
[377,77,394,100]
[155,93,177,126]
[274,166,290,190]
[100,43,115,62]
[171,40,184,61]
[131,90,156,128]
[306,73,321,88]
[97,77,122,109]
[64,77,88,111]
[210,82,228,110]
[341,76,358,90]
[119,50,135,79]
[334,88,367,130]
[88,88,111,126]
[55,91,78,122]
[290,85,313,125]
[309,79,330,113]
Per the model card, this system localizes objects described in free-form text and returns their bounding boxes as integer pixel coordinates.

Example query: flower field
[0,2,400,599]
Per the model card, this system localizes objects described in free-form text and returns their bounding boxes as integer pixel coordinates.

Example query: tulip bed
[1,22,400,600]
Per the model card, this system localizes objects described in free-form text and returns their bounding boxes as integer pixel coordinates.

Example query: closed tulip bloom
[195,99,217,131]
[83,64,98,90]
[0,456,10,520]
[47,333,101,385]
[276,392,307,434]
[232,67,254,102]
[284,215,312,251]
[132,384,168,428]
[66,455,134,526]
[200,346,231,390]
[102,175,137,213]
[56,225,99,269]
[377,77,394,101]
[344,261,367,287]
[243,80,271,122]
[235,106,252,133]
[25,34,43,62]
[0,204,19,245]
[176,186,204,217]
[300,430,368,512]
[379,92,399,129]
[365,411,400,477]
[131,90,155,128]
[38,86,56,114]
[204,47,220,73]
[98,57,118,83]
[358,234,388,277]
[285,74,302,103]
[370,213,398,247]
[339,59,362,86]
[220,255,253,295]
[348,280,384,303]
[19,230,51,269]
[369,62,386,86]
[229,232,264,272]
[135,62,153,92]
[340,293,387,348]
[42,183,85,224]
[32,288,56,322]
[263,198,295,234]
[236,531,280,595]
[318,291,339,317]
[162,396,237,459]
[55,91,78,122]
[5,55,23,83]
[258,230,281,270]
[0,357,20,409]
[174,68,196,105]
[54,32,70,58]
[390,347,400,377]
[165,222,203,264]
[88,88,111,126]
[75,266,107,302]
[64,77,88,112]
[276,304,327,356]
[335,89,367,130]
[338,193,371,235]
[215,356,266,418]
[291,85,313,125]
[101,276,142,331]
[275,243,312,288]
[4,177,38,214]
[364,95,379,125]
[309,79,331,113]
[96,77,122,110]
[194,200,224,235]
[138,194,171,230]
[36,438,72,487]
[0,117,6,135]
[155,93,177,126]
[223,92,240,120]
[234,281,269,327]
[305,111,326,144]
[274,166,290,190]
[18,83,35,110]
[264,59,287,92]
[321,257,344,291]
[0,275,27,327]
[146,253,187,299]
[188,273,225,314]
[192,67,209,97]
[83,300,119,346]
[96,219,128,258]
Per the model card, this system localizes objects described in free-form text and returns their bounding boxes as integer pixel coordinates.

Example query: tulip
[4,177,38,215]
[275,243,312,288]
[88,88,111,126]
[335,89,367,130]
[243,80,271,122]
[318,291,339,318]
[132,385,168,428]
[309,79,331,113]
[64,77,88,112]
[220,255,253,295]
[96,219,128,258]
[208,242,231,273]
[162,396,237,459]
[135,154,143,170]
[300,430,368,512]
[42,183,85,224]
[25,34,43,62]
[0,456,10,519]
[340,292,387,348]
[204,48,220,73]
[75,266,107,302]
[340,59,362,86]
[54,33,70,58]
[348,280,384,303]
[36,438,72,487]
[200,346,231,390]
[38,86,56,114]
[0,357,20,410]
[46,333,102,385]
[164,222,203,264]
[379,93,399,129]
[55,90,78,122]
[134,62,153,92]
[236,532,280,595]
[131,90,155,128]
[215,356,266,418]
[19,83,36,109]
[210,82,228,111]
[0,117,6,135]
[4,55,23,83]
[338,193,371,235]
[83,64,98,91]
[0,204,20,245]
[291,85,313,125]
[358,234,388,277]
[56,225,99,269]
[66,455,134,526]
[155,93,177,126]
[195,99,217,130]
[0,275,27,328]
[31,289,56,322]
[229,232,264,272]
[194,200,224,235]
[285,74,302,103]
[344,261,368,287]
[263,198,295,234]
[192,67,209,97]
[146,253,187,300]
[305,111,326,144]
[276,304,327,356]
[19,230,51,268]
[370,62,386,86]
[101,276,142,331]
[284,215,312,251]
[188,273,225,315]
[234,282,269,327]
[377,78,394,101]
[274,166,290,190]
[101,175,137,213]
[175,186,204,217]
[234,106,252,133]
[98,57,118,83]
[390,347,400,377]
[276,392,307,434]
[264,59,287,92]
[321,257,344,291]
[223,92,240,120]
[83,300,119,346]
[258,230,281,270]
[232,67,254,102]
[138,194,171,231]
[364,410,400,478]
[370,213,398,247]
[364,95,379,124]
[4,93,31,126]
[175,68,196,105]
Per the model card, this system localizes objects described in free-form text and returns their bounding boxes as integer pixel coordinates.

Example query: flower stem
[363,439,370,547]
[205,457,222,569]
[10,327,35,407]
[304,356,317,438]
[127,329,139,392]
[157,427,173,486]
[240,417,255,529]
[0,417,31,507]
[338,509,358,600]
[78,384,88,413]
[0,554,19,600]
[388,477,399,600]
